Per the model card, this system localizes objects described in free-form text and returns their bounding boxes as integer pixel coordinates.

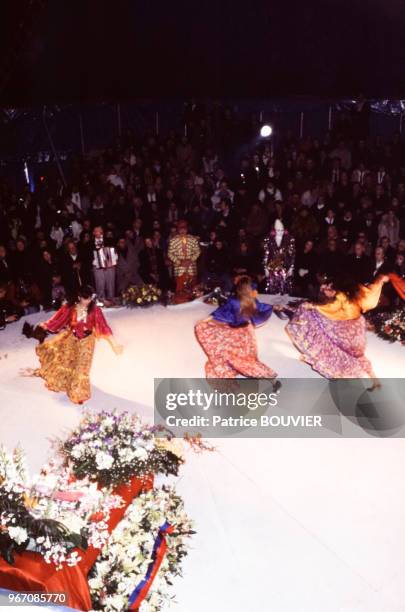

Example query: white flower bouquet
[0,446,123,569]
[59,411,184,488]
[89,486,195,612]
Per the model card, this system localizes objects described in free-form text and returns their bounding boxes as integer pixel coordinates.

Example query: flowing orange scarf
[388,273,405,300]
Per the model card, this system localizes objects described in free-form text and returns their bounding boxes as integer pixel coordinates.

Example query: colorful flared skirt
[35,330,96,403]
[286,304,373,378]
[195,319,277,379]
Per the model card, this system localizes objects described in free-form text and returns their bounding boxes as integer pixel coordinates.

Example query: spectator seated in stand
[0,284,24,329]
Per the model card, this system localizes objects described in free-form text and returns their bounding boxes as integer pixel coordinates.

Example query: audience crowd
[1,102,405,328]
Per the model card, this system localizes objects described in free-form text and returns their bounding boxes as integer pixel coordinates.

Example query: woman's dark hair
[236,276,257,318]
[68,284,96,313]
[332,275,362,302]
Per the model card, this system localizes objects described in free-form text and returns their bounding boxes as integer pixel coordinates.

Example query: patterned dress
[262,231,295,295]
[168,234,201,303]
[286,278,385,378]
[35,304,113,403]
[195,297,277,379]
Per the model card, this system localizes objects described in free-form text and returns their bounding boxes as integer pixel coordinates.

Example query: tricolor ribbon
[128,521,174,610]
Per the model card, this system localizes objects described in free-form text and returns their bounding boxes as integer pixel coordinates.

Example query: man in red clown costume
[168,220,201,304]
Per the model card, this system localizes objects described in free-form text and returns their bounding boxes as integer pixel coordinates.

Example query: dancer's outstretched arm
[359,275,389,312]
[196,315,214,326]
[388,273,405,300]
[94,306,123,354]
[105,336,124,355]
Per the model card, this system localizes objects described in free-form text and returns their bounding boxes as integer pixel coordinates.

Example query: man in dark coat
[139,236,170,290]
[116,237,143,294]
[60,240,83,297]
[202,238,233,292]
[346,242,373,284]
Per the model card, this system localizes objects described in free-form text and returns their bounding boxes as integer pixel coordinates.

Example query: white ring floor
[0,296,404,612]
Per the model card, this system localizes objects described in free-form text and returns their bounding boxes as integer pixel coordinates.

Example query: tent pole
[42,106,67,187]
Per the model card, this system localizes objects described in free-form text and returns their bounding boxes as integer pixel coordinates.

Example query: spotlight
[260,124,272,138]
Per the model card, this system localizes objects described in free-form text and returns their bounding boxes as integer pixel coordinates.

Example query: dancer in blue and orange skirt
[195,276,279,383]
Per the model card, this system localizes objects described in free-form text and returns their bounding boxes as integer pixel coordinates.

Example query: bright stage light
[260,124,272,138]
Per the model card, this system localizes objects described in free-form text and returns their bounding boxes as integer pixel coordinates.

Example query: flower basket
[367,307,405,344]
[122,285,162,308]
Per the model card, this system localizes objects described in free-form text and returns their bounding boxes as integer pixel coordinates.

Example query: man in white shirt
[211,180,234,211]
[71,186,82,211]
[351,163,368,185]
[202,150,218,175]
[372,246,390,278]
[50,222,64,249]
[92,226,118,304]
[71,219,83,241]
[106,168,125,190]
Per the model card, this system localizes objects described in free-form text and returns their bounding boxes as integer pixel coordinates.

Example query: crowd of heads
[1,101,405,327]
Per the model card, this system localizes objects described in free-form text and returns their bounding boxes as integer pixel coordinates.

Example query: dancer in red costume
[34,285,122,403]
